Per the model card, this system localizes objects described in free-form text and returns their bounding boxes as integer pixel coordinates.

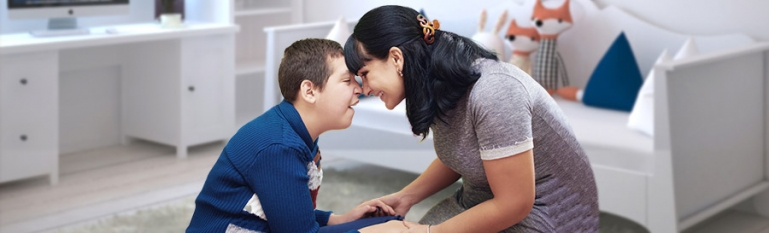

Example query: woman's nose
[362,82,373,96]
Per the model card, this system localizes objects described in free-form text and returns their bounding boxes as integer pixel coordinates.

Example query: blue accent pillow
[582,32,643,112]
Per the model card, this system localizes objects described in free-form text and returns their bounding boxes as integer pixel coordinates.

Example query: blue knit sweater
[187,100,339,233]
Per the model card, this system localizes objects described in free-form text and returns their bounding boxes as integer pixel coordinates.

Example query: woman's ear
[389,47,404,71]
[299,80,317,104]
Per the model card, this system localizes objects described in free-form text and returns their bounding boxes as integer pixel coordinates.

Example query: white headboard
[262,20,357,111]
[481,0,755,88]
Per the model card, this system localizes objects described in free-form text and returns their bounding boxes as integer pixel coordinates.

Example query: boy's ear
[299,80,318,104]
[389,47,404,70]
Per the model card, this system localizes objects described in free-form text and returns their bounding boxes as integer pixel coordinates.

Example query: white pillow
[674,37,700,60]
[326,16,351,47]
[627,37,698,136]
[627,49,671,136]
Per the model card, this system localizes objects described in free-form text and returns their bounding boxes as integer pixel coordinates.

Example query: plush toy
[531,0,575,95]
[505,19,540,75]
[471,9,509,60]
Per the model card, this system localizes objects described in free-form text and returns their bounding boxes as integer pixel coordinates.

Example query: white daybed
[262,1,769,232]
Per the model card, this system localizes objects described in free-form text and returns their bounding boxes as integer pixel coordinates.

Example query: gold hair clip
[417,14,440,44]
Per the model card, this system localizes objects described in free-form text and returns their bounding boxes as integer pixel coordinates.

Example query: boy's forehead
[329,56,350,75]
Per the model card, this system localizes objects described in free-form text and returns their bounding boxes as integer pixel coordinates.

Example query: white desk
[0,22,238,185]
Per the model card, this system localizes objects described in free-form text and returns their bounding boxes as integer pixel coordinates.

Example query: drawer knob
[188,86,195,92]
[20,78,28,85]
[20,135,27,141]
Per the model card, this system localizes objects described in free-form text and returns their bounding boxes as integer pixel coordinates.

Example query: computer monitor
[7,0,130,37]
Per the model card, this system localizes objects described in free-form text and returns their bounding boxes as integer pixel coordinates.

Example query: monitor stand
[30,18,90,37]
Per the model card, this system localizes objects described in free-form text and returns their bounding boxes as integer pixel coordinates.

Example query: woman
[344,5,599,233]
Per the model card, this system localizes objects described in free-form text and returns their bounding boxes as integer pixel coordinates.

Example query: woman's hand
[358,220,409,233]
[332,199,397,225]
[378,192,415,217]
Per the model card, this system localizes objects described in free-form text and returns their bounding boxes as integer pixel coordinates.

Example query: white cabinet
[182,35,235,147]
[233,0,300,127]
[122,35,235,158]
[0,0,237,184]
[0,52,59,184]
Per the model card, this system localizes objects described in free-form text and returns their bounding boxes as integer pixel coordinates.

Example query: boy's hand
[378,192,414,217]
[340,199,396,223]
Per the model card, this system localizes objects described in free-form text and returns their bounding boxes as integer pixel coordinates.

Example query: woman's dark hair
[345,5,497,139]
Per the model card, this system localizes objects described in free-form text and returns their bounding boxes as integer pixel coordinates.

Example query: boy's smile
[315,56,362,130]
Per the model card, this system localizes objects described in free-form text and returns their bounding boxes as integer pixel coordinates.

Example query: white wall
[6,1,763,43]
[302,0,767,41]
[56,46,125,154]
[594,0,769,41]
[301,0,505,39]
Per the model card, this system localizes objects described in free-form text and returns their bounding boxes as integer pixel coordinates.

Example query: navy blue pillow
[582,32,643,112]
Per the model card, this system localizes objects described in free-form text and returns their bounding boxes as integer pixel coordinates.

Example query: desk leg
[176,145,187,159]
[49,165,59,185]
[121,135,134,146]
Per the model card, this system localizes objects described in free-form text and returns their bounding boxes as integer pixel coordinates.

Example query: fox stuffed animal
[506,19,540,75]
[531,0,576,95]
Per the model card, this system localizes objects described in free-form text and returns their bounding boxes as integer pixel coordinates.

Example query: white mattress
[350,97,416,137]
[554,97,654,174]
[328,97,654,175]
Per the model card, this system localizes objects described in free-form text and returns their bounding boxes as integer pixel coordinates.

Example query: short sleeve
[471,74,534,160]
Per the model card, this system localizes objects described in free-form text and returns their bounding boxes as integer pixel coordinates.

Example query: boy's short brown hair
[279,38,344,102]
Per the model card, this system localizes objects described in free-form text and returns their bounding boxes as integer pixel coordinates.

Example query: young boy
[186,39,404,233]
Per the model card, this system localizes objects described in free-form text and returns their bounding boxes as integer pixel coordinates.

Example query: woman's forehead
[344,38,375,75]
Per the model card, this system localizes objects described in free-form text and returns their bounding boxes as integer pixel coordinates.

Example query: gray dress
[419,59,599,232]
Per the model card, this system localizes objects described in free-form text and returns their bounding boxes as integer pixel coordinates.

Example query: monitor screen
[8,0,129,9]
[7,0,130,20]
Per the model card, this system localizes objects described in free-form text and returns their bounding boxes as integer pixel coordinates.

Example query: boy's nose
[353,83,363,95]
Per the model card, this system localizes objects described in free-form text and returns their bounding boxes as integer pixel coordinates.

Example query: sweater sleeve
[315,209,332,226]
[246,144,322,233]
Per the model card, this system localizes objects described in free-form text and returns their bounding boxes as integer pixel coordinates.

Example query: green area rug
[51,164,647,233]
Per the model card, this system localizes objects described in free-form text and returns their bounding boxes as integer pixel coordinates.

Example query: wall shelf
[233,0,299,121]
[234,7,292,17]
[236,60,265,76]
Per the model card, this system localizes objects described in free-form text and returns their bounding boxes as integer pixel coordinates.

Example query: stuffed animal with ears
[505,20,540,75]
[531,0,579,96]
[471,9,509,60]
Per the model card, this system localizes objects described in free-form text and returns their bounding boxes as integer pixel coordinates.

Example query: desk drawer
[0,123,57,182]
[0,52,58,182]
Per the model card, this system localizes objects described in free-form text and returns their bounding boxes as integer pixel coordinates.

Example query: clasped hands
[348,196,432,233]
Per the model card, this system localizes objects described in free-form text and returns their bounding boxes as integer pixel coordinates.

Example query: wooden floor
[2,140,769,233]
[0,141,223,233]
